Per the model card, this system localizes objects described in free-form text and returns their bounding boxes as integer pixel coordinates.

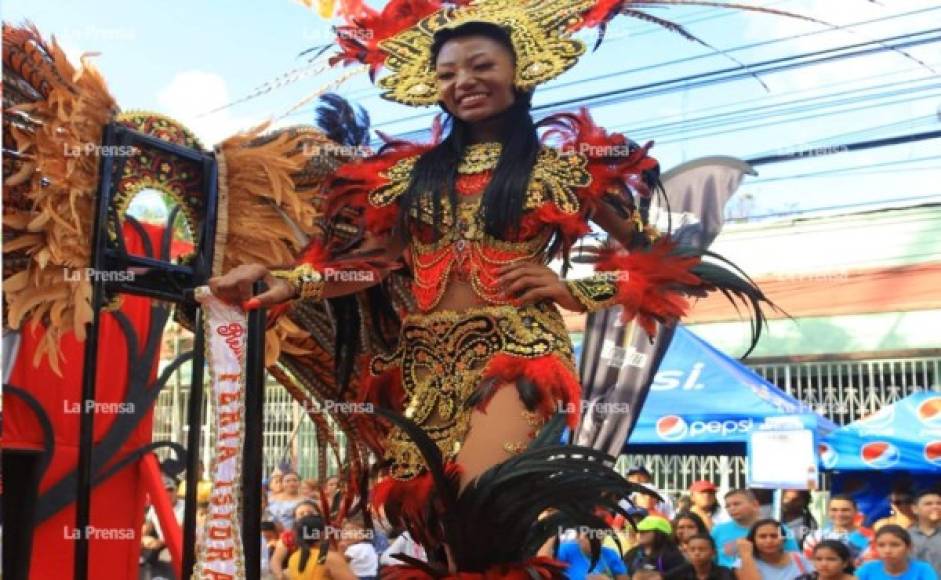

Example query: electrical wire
[387,29,941,142]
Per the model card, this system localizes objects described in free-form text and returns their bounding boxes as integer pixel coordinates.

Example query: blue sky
[4,0,939,218]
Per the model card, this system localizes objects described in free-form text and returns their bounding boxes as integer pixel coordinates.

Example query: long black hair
[671,511,708,540]
[396,21,541,244]
[293,514,329,572]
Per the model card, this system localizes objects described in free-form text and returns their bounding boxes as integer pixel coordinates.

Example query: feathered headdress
[323,0,820,107]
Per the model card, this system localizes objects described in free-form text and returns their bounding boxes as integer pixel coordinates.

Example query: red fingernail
[242,298,261,311]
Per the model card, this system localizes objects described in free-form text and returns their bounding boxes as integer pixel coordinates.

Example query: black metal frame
[73,121,266,579]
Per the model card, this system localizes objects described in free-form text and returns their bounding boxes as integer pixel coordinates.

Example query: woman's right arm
[733,539,761,580]
[208,229,408,309]
[269,540,289,579]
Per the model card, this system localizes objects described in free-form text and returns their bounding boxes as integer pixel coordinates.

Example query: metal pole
[242,280,267,580]
[73,123,118,580]
[180,307,206,578]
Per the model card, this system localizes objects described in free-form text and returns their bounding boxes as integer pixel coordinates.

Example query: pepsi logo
[656,415,688,441]
[924,441,941,466]
[855,406,895,433]
[860,441,900,469]
[655,416,754,440]
[819,442,839,469]
[916,397,941,427]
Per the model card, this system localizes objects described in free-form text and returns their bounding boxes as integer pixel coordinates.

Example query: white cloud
[156,70,264,146]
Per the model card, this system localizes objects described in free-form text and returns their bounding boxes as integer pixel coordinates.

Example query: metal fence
[152,323,939,493]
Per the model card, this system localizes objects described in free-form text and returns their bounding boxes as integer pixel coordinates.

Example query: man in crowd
[874,489,918,531]
[711,489,799,567]
[909,490,941,577]
[140,473,185,579]
[689,480,723,530]
[803,494,873,565]
[781,489,817,548]
[625,466,674,519]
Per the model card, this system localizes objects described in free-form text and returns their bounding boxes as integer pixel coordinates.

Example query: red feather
[594,239,702,338]
[572,0,624,30]
[478,354,582,430]
[540,108,658,208]
[373,462,463,549]
[331,0,445,73]
[327,139,436,236]
[519,203,591,246]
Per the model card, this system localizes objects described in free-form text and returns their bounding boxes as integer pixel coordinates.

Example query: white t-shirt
[733,553,813,580]
[346,542,379,576]
[380,532,428,566]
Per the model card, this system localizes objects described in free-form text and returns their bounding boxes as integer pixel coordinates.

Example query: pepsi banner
[626,327,835,455]
[820,391,941,473]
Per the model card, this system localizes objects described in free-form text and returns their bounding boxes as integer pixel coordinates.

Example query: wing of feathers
[375,410,649,574]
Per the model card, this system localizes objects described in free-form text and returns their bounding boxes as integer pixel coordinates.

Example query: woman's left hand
[497,262,584,312]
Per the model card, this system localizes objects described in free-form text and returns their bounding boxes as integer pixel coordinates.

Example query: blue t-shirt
[557,541,628,580]
[711,521,800,567]
[857,560,938,580]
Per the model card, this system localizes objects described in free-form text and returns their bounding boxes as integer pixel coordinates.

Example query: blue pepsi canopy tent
[820,391,941,473]
[615,326,836,455]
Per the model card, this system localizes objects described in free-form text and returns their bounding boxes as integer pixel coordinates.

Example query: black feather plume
[315,93,371,147]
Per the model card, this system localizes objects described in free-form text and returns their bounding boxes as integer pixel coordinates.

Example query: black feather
[315,93,371,147]
[376,410,650,572]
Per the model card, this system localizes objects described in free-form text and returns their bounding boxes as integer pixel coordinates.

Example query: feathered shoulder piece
[325,130,440,237]
[538,108,659,224]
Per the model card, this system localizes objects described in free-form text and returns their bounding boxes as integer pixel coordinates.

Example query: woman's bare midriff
[426,279,494,312]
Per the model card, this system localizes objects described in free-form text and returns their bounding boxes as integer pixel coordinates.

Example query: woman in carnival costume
[208,0,794,576]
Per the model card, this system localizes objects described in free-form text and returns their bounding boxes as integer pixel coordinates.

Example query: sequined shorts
[369,301,576,480]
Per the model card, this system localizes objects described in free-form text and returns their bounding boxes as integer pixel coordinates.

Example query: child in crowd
[856,526,937,580]
[341,518,379,580]
[798,539,857,580]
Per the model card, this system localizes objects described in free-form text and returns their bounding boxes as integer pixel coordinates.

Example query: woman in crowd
[798,540,857,580]
[268,471,305,532]
[285,515,358,580]
[300,478,320,501]
[623,516,688,579]
[855,526,937,580]
[675,534,736,580]
[735,519,813,580]
[270,500,321,579]
[268,469,284,501]
[552,528,629,580]
[673,511,710,556]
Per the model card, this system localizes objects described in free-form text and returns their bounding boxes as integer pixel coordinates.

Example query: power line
[389,29,941,142]
[725,194,941,223]
[744,130,941,166]
[653,88,941,145]
[635,81,941,141]
[744,155,941,183]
